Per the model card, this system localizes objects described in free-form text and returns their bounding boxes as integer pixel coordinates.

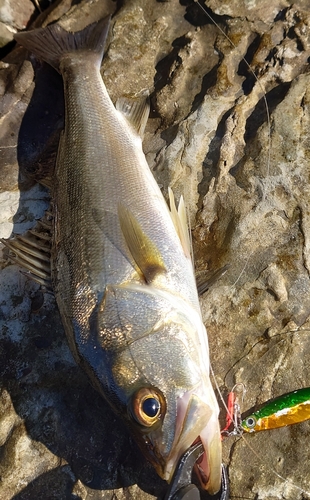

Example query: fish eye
[142,397,160,417]
[245,416,257,428]
[130,387,165,427]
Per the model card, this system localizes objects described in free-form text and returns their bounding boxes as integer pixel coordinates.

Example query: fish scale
[58,54,195,304]
[12,15,222,495]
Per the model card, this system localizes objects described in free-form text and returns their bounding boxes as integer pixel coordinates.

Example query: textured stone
[0,21,14,46]
[0,0,35,46]
[1,0,310,499]
[0,0,35,29]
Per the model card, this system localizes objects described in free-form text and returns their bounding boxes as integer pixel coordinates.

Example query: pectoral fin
[118,205,166,283]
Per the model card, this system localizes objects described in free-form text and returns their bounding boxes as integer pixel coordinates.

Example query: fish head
[97,283,222,495]
[127,377,222,495]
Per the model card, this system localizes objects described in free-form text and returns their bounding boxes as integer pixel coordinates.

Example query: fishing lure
[221,383,244,438]
[241,387,310,433]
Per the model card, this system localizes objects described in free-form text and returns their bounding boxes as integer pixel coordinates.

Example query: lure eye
[245,416,257,429]
[130,387,165,427]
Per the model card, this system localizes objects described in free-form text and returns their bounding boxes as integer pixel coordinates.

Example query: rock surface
[1,0,310,499]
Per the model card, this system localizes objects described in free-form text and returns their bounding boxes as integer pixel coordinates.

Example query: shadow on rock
[0,283,165,498]
[11,465,77,500]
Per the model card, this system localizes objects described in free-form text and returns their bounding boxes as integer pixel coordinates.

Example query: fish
[12,15,222,494]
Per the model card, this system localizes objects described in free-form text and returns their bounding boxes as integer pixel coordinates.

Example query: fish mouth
[163,392,222,495]
[194,425,222,494]
[194,446,209,486]
[135,392,222,495]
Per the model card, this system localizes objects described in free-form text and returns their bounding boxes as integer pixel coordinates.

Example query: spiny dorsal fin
[116,94,149,137]
[118,204,166,283]
[0,211,52,288]
[168,187,192,261]
[1,236,51,287]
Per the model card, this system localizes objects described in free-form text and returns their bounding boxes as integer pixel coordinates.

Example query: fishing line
[230,250,253,288]
[193,0,272,185]
[210,327,310,498]
[211,363,310,497]
[193,0,274,302]
[237,433,310,497]
[223,326,310,389]
[209,363,230,418]
[192,0,272,398]
[192,1,310,496]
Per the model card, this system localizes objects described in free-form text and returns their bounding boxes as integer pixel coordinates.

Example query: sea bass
[14,16,222,494]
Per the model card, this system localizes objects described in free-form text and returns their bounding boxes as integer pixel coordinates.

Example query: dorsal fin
[118,205,166,283]
[116,94,150,137]
[168,187,192,261]
[1,212,52,288]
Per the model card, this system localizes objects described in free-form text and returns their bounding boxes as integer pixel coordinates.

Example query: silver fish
[13,16,222,494]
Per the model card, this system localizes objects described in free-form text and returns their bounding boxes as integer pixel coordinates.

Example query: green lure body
[241,387,310,433]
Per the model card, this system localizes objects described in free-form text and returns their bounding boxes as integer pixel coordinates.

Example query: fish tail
[14,15,111,72]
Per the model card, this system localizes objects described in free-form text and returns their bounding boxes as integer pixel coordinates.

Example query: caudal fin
[14,15,110,72]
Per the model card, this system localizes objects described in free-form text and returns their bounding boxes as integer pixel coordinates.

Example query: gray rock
[1,0,310,499]
[0,0,36,46]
